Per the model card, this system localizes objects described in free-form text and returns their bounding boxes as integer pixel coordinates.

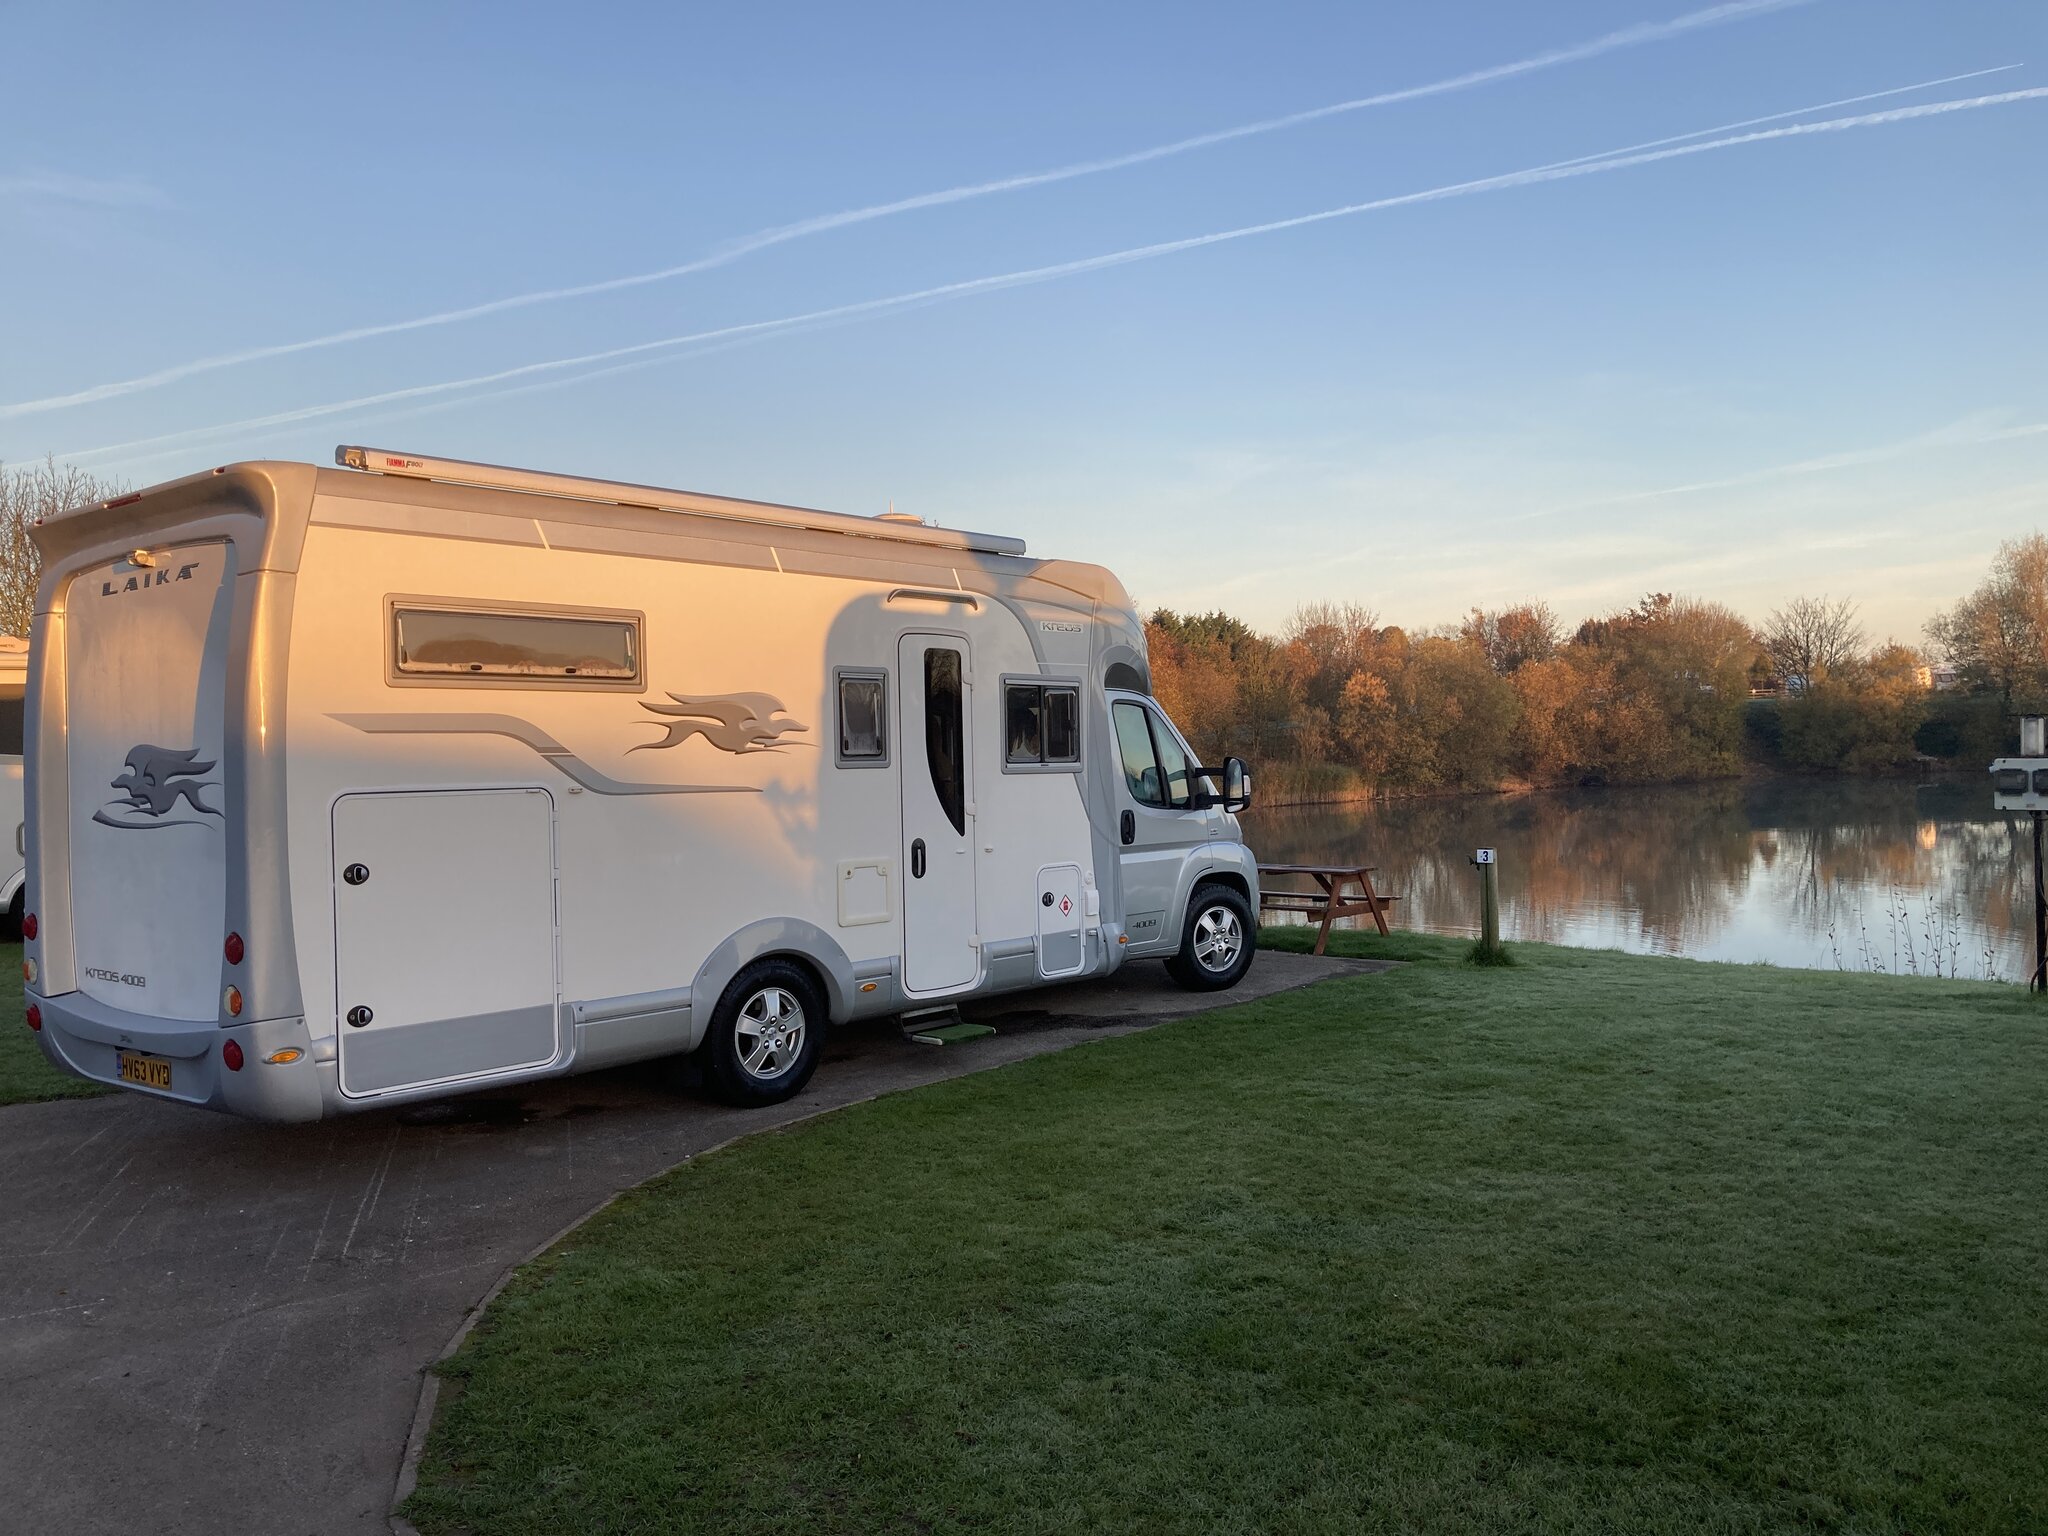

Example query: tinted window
[394,606,638,683]
[1005,685,1042,764]
[0,695,21,756]
[838,673,886,762]
[925,647,966,835]
[1113,701,1165,807]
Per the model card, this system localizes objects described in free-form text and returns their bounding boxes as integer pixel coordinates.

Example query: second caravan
[24,447,1257,1120]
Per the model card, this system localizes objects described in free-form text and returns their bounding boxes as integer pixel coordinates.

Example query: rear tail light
[22,957,35,984]
[21,912,35,940]
[25,1004,40,1032]
[223,986,243,1017]
[224,932,245,965]
[222,1039,244,1071]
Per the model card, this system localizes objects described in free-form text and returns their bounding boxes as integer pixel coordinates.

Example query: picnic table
[1256,862,1400,955]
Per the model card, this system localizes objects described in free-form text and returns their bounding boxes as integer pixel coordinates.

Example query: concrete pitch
[0,950,1383,1535]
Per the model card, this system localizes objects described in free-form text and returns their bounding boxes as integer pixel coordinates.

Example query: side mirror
[1223,756,1252,814]
[1191,757,1253,813]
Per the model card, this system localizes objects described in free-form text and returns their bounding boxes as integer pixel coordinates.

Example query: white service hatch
[334,788,559,1097]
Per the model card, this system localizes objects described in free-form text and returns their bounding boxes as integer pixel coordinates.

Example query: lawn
[404,931,2048,1534]
[0,941,106,1105]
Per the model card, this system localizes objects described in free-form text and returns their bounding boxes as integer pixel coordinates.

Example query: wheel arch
[688,918,856,1050]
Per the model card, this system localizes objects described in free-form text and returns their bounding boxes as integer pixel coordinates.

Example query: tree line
[1151,536,2048,804]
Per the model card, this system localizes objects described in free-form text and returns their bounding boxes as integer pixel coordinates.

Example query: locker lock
[343,863,369,886]
[346,1005,374,1028]
[1042,891,1055,907]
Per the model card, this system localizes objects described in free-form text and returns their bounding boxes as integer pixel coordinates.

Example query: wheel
[697,959,826,1106]
[1164,884,1256,991]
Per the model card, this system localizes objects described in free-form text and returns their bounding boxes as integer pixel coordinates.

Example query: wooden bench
[1256,863,1401,955]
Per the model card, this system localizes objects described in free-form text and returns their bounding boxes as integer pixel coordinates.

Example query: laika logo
[101,563,199,596]
[632,693,810,755]
[91,745,222,829]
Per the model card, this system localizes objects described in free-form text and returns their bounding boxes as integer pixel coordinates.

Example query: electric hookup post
[1990,715,2048,993]
[1471,848,1505,963]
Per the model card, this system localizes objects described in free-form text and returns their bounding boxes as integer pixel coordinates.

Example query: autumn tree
[1926,533,2048,704]
[1461,601,1561,675]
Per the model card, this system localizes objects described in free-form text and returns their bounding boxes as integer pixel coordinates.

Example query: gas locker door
[898,633,980,995]
[334,789,559,1098]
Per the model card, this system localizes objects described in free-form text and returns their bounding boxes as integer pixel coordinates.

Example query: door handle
[911,839,926,879]
[1120,810,1135,846]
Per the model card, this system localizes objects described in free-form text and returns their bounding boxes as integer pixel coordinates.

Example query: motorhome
[25,447,1257,1121]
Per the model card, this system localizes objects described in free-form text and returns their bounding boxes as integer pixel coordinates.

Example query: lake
[1241,778,2023,980]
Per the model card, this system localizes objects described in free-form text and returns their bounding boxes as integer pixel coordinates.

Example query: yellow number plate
[115,1051,173,1091]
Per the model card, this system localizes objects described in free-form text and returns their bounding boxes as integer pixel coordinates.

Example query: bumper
[30,988,326,1122]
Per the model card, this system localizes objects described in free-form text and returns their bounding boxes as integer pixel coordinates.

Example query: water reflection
[1241,780,2017,979]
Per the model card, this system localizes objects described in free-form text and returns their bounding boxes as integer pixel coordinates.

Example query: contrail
[59,83,2048,468]
[1,0,1813,422]
[1510,418,2048,520]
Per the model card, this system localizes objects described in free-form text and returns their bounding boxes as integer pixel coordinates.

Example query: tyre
[697,958,826,1106]
[1164,883,1256,991]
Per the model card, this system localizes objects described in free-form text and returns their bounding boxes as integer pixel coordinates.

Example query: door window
[924,647,966,835]
[1113,701,1166,807]
[1151,713,1194,809]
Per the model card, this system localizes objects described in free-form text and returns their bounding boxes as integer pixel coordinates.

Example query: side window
[1151,712,1194,809]
[836,671,887,765]
[1113,701,1166,807]
[1044,687,1079,763]
[1005,685,1042,765]
[0,692,22,756]
[1005,682,1081,769]
[391,603,641,687]
[925,647,966,835]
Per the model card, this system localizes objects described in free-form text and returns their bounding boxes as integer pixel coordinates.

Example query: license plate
[115,1051,173,1091]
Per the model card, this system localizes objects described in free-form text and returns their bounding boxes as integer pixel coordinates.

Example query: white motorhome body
[26,449,1256,1121]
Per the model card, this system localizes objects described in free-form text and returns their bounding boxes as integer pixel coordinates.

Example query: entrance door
[334,788,559,1097]
[898,633,979,995]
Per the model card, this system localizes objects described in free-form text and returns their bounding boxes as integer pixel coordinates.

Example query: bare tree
[1762,595,1864,691]
[0,459,125,637]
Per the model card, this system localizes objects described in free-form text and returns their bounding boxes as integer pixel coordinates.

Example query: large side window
[1113,701,1166,807]
[391,602,641,687]
[0,691,22,756]
[925,647,966,835]
[1005,681,1081,769]
[836,670,887,766]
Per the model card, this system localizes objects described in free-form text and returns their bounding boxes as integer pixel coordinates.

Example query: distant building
[1930,663,1960,691]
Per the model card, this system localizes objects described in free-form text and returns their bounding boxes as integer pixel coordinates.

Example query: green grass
[407,931,2048,1534]
[0,941,106,1105]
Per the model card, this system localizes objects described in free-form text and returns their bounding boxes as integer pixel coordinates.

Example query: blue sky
[4,0,2045,645]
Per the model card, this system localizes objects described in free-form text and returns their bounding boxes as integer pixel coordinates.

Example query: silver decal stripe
[330,713,757,795]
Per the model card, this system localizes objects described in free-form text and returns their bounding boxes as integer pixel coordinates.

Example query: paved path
[0,952,1379,1535]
